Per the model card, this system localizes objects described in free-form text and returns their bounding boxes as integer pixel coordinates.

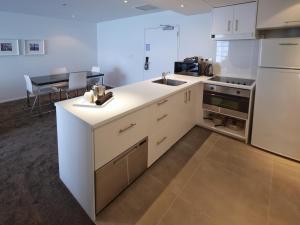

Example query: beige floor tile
[180,136,272,225]
[136,189,176,225]
[205,139,273,185]
[269,162,300,225]
[96,172,167,225]
[160,196,218,225]
[180,160,243,225]
[96,127,300,225]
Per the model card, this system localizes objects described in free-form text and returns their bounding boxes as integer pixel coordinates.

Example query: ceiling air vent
[135,4,159,11]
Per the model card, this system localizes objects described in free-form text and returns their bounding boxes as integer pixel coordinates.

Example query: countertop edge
[55,76,211,129]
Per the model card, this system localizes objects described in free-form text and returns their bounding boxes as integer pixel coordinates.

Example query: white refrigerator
[252,38,300,161]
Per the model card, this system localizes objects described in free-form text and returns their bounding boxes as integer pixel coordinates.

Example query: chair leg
[26,91,31,107]
[102,77,104,86]
[31,96,38,112]
[60,89,62,101]
[66,92,69,99]
[38,95,41,115]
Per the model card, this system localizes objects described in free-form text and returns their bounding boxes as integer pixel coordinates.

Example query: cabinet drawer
[95,153,128,213]
[94,107,149,170]
[95,138,148,213]
[128,138,148,183]
[152,96,174,117]
[148,129,172,166]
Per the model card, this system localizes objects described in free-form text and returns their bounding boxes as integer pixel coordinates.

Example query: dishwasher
[95,138,148,213]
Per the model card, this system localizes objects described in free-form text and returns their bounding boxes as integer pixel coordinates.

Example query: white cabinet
[148,85,200,166]
[234,3,257,35]
[257,0,300,29]
[212,6,234,36]
[212,2,257,40]
[148,95,177,165]
[94,107,150,170]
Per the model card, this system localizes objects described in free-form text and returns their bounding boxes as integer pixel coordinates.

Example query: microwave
[174,62,201,76]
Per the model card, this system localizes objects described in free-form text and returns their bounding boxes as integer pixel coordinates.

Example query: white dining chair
[60,72,87,99]
[91,66,100,73]
[50,67,69,99]
[24,75,57,112]
[88,66,103,87]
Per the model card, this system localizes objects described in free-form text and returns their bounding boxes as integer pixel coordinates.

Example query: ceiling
[0,0,255,22]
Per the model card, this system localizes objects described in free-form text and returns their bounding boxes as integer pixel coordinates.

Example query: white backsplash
[213,40,259,79]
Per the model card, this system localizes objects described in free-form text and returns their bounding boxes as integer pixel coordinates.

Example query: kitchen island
[55,74,210,220]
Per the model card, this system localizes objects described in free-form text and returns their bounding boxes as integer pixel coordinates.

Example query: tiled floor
[96,129,300,225]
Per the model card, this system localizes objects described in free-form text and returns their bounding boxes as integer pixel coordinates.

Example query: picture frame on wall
[0,39,20,56]
[24,40,45,55]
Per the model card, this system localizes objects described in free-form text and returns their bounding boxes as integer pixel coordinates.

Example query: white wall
[0,11,97,103]
[97,11,215,87]
[97,11,259,88]
[214,40,259,79]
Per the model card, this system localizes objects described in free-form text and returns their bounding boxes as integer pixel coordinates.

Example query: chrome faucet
[162,72,170,83]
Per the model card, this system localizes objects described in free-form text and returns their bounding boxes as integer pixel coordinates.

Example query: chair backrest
[51,67,68,75]
[69,72,87,90]
[91,66,100,73]
[24,75,33,93]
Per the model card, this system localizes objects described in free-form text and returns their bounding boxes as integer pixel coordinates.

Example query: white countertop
[55,74,210,129]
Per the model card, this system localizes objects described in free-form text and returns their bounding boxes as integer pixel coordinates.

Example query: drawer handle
[157,114,168,122]
[157,99,168,106]
[235,19,238,31]
[188,90,191,101]
[157,136,167,146]
[184,91,188,103]
[113,153,128,165]
[227,20,231,32]
[119,123,136,134]
[279,43,298,46]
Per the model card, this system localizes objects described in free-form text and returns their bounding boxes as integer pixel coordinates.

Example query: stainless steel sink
[152,78,187,86]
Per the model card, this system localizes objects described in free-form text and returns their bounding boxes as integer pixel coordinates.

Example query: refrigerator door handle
[279,43,299,46]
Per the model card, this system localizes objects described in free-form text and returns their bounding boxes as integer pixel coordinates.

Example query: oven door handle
[204,91,249,102]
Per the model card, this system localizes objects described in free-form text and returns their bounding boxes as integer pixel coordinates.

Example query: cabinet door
[233,2,257,36]
[128,139,148,183]
[212,6,234,36]
[186,86,198,130]
[95,153,128,213]
[257,0,300,29]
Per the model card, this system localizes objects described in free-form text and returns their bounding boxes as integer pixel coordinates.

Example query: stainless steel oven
[203,84,251,119]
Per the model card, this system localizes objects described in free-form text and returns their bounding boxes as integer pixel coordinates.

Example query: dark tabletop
[30,71,104,86]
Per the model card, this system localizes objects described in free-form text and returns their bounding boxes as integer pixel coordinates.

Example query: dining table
[30,71,104,86]
[27,71,104,111]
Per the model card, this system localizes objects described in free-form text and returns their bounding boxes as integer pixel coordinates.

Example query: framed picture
[0,39,19,56]
[24,40,45,55]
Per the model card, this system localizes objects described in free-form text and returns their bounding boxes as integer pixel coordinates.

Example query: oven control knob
[210,87,214,90]
[236,90,241,94]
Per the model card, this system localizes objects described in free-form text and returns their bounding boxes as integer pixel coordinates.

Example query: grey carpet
[0,112,95,225]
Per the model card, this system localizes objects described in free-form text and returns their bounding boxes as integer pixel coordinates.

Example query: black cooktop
[209,76,255,86]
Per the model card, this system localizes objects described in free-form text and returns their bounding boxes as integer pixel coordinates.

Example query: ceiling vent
[135,4,159,11]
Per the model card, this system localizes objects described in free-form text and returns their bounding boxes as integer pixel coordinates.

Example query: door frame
[143,25,180,80]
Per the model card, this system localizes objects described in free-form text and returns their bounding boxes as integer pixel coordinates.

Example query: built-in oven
[203,84,251,119]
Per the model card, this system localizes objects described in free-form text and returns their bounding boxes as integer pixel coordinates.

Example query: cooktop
[208,76,255,86]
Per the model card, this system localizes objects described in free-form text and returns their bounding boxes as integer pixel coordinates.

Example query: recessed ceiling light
[180,4,184,8]
[124,0,128,3]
